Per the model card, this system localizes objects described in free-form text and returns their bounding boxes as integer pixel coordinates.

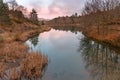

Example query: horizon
[15,0,86,19]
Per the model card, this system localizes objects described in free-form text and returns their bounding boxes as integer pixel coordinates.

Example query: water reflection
[26,29,91,80]
[29,36,39,46]
[79,37,120,80]
[53,26,80,34]
[26,28,120,80]
[26,36,39,52]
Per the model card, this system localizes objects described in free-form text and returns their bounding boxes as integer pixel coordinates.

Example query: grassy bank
[0,42,48,79]
[82,24,120,48]
[0,15,51,79]
[80,0,120,48]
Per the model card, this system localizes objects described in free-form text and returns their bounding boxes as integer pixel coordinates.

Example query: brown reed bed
[0,42,48,80]
[0,19,51,80]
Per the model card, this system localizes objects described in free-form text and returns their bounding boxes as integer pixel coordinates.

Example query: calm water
[26,29,120,80]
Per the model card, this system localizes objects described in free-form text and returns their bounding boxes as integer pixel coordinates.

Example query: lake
[26,28,120,80]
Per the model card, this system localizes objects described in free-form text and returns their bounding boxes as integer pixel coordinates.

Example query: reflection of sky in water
[26,29,92,80]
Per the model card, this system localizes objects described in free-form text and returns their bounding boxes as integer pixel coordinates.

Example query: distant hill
[38,18,50,21]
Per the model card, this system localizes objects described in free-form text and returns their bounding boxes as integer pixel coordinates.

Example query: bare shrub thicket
[82,0,120,34]
[0,0,11,25]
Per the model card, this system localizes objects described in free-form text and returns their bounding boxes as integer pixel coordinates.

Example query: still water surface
[26,29,120,80]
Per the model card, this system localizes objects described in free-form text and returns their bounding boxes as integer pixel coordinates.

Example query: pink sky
[16,0,86,19]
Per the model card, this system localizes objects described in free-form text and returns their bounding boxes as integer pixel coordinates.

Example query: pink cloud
[39,29,71,39]
[16,0,86,19]
[37,6,66,19]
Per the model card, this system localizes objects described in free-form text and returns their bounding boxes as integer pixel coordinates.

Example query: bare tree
[7,0,18,10]
[82,0,120,34]
[15,5,28,17]
[82,0,120,15]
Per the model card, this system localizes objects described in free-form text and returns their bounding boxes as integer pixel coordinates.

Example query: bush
[0,37,4,43]
[13,18,23,24]
[0,1,11,25]
[0,15,12,25]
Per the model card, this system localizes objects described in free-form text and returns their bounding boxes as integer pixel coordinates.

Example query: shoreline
[0,24,51,79]
[82,25,120,48]
[18,27,51,42]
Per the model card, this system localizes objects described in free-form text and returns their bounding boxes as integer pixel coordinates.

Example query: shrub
[0,37,4,43]
[13,18,23,24]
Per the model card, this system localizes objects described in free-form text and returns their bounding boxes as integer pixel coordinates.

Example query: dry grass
[83,25,120,48]
[20,53,47,79]
[0,25,51,43]
[17,27,51,42]
[0,12,51,80]
[0,42,48,80]
[0,42,27,60]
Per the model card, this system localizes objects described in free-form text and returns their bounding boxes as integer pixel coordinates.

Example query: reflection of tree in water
[53,26,79,34]
[30,35,38,46]
[79,37,120,80]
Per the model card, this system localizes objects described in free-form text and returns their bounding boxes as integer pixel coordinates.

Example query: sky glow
[15,0,86,19]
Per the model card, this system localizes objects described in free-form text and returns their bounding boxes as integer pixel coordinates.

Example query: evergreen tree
[0,0,4,15]
[0,0,11,24]
[30,9,38,24]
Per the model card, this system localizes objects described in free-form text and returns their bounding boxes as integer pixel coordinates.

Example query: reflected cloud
[25,29,91,80]
[39,29,64,39]
[26,29,80,54]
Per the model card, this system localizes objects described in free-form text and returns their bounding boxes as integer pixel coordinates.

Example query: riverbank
[82,24,120,48]
[0,21,51,79]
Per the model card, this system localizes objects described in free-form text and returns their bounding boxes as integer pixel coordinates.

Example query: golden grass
[0,42,48,79]
[20,53,47,79]
[0,14,51,79]
[83,25,120,47]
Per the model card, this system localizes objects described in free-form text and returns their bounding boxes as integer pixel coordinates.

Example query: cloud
[16,0,86,19]
[49,0,86,15]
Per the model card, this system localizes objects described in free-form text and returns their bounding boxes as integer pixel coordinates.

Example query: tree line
[46,13,81,27]
[0,0,39,25]
[47,0,120,35]
[81,0,120,34]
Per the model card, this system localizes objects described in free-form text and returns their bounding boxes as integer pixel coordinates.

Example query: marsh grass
[0,42,48,80]
[0,36,4,43]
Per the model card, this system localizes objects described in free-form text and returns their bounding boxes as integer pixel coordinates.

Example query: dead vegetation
[0,23,50,80]
[0,42,48,80]
[0,0,51,79]
[80,0,120,48]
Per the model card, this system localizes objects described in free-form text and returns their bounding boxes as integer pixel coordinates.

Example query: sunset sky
[15,0,86,19]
